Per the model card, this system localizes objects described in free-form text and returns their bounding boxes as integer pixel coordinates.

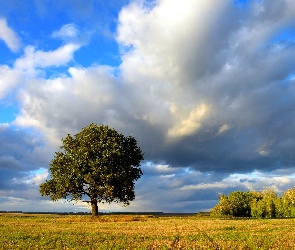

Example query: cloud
[0,65,22,99]
[29,168,49,186]
[2,0,295,213]
[0,124,53,192]
[51,23,90,46]
[0,23,82,100]
[217,124,231,135]
[0,156,23,171]
[167,104,210,139]
[14,43,81,76]
[52,23,79,39]
[123,164,295,213]
[0,18,21,52]
[10,0,295,176]
[13,65,118,146]
[114,0,295,174]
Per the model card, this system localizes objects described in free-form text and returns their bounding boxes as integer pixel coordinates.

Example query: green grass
[1,213,295,249]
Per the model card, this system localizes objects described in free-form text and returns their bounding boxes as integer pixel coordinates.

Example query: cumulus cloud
[0,18,21,52]
[2,0,295,212]
[11,0,295,175]
[0,27,81,100]
[14,65,118,146]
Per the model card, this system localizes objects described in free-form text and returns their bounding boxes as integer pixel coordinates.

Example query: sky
[1,0,295,213]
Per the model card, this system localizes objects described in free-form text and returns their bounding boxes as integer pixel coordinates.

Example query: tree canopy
[40,123,144,216]
[211,187,295,218]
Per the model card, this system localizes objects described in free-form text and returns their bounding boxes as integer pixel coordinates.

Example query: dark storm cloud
[112,0,295,175]
[0,124,52,191]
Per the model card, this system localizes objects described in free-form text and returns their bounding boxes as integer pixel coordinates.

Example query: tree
[211,187,295,218]
[262,188,277,218]
[273,197,285,218]
[282,186,295,217]
[40,123,144,216]
[228,191,253,217]
[251,199,266,218]
[250,189,277,218]
[283,186,295,206]
[210,194,232,217]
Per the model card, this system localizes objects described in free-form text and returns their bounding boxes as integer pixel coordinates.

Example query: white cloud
[117,0,228,86]
[52,23,79,39]
[30,169,49,185]
[14,65,118,147]
[0,65,22,99]
[224,171,295,194]
[167,104,210,138]
[0,24,81,100]
[14,44,81,76]
[217,124,231,135]
[180,183,229,191]
[0,123,9,130]
[0,18,21,52]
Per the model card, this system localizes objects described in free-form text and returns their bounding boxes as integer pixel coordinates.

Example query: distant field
[1,213,295,249]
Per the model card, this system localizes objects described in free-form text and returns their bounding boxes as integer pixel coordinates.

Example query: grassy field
[1,213,295,249]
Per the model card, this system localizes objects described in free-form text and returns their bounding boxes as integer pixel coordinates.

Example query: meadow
[1,213,295,249]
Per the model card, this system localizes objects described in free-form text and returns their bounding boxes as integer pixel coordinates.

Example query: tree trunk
[91,198,98,216]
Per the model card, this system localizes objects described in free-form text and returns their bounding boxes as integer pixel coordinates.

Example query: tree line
[211,187,295,218]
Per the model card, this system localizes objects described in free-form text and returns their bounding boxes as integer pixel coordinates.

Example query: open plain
[1,213,295,249]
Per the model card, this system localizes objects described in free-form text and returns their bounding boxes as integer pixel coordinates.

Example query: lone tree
[40,123,144,216]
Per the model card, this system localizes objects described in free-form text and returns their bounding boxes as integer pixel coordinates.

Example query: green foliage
[210,194,232,217]
[251,189,277,218]
[273,197,286,218]
[40,123,144,215]
[211,187,295,218]
[228,191,253,217]
[282,187,295,217]
[251,199,266,218]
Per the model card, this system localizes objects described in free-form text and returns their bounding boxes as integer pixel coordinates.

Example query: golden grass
[1,213,295,249]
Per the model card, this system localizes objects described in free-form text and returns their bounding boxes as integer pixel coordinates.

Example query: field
[1,213,295,249]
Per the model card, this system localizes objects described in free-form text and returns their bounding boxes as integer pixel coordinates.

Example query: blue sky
[1,0,295,213]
